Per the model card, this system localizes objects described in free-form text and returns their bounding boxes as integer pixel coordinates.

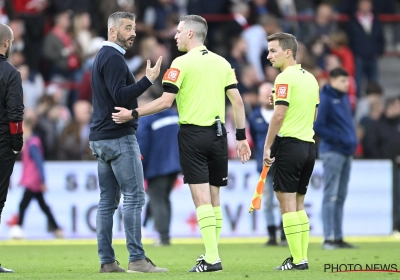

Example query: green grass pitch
[0,237,399,279]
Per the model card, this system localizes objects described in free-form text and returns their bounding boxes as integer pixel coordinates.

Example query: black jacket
[363,115,400,160]
[0,54,24,153]
[347,15,384,59]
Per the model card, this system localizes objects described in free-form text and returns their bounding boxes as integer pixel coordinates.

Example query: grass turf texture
[0,237,399,279]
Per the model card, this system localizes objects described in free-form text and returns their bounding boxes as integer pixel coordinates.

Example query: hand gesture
[269,92,274,106]
[236,140,251,164]
[112,107,133,124]
[263,147,275,166]
[146,56,163,83]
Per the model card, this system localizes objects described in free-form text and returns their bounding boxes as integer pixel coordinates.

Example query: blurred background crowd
[2,0,400,163]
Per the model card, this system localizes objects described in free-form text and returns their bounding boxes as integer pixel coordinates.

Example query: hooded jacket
[314,84,358,156]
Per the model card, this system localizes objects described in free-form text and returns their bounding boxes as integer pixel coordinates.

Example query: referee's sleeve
[226,67,238,89]
[163,82,179,94]
[225,84,237,91]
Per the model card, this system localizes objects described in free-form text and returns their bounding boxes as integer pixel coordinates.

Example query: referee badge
[163,68,180,82]
[276,84,288,99]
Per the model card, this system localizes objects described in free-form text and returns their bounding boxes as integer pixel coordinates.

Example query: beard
[116,32,134,51]
[5,45,10,58]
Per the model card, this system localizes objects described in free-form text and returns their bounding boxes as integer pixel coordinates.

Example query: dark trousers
[0,149,17,223]
[18,189,59,231]
[147,172,179,243]
[355,56,378,97]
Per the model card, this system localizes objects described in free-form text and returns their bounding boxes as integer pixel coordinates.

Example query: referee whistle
[216,116,223,137]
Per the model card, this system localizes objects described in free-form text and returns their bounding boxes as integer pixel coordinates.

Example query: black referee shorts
[271,136,316,195]
[178,124,228,186]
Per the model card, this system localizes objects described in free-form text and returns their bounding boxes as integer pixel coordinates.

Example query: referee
[0,23,24,273]
[112,15,251,273]
[263,33,319,271]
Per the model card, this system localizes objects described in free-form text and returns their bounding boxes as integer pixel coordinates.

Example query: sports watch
[131,109,139,119]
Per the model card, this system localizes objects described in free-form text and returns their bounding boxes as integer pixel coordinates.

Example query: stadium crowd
[1,0,400,162]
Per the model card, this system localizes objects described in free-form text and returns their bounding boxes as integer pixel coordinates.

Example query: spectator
[237,64,259,108]
[78,36,105,102]
[363,96,400,159]
[328,31,355,77]
[8,50,25,68]
[248,0,283,25]
[347,0,384,96]
[34,85,71,160]
[142,0,179,45]
[34,95,57,159]
[242,14,281,82]
[355,93,384,157]
[12,109,64,239]
[308,36,329,71]
[43,10,80,81]
[10,0,48,72]
[275,0,298,34]
[314,67,358,249]
[137,105,181,246]
[222,2,250,42]
[8,19,25,55]
[72,12,93,60]
[18,64,45,109]
[248,82,287,246]
[226,36,248,87]
[355,82,384,124]
[186,0,231,49]
[45,83,71,135]
[57,100,93,160]
[300,3,337,45]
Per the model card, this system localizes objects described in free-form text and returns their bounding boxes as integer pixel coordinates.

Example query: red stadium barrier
[201,13,400,23]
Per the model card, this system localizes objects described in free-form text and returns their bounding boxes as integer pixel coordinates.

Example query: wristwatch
[131,109,139,119]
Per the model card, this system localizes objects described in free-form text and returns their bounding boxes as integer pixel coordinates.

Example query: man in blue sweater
[89,12,167,273]
[137,104,181,246]
[248,82,287,246]
[314,67,358,250]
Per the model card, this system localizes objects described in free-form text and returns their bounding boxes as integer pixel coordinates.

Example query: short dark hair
[384,95,400,109]
[267,32,298,59]
[366,81,383,95]
[329,67,349,78]
[180,15,208,42]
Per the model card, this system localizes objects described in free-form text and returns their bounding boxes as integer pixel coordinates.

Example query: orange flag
[249,165,270,213]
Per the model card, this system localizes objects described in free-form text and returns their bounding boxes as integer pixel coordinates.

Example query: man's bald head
[0,24,13,44]
[0,24,14,58]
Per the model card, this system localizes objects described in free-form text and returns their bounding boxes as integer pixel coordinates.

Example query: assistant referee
[112,15,251,273]
[263,33,319,271]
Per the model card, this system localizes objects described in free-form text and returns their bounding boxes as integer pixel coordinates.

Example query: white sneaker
[9,225,24,239]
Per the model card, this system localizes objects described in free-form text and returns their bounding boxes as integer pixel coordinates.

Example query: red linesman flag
[248,166,270,213]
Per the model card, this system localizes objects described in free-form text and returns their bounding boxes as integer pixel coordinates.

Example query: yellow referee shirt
[162,46,237,126]
[274,64,319,142]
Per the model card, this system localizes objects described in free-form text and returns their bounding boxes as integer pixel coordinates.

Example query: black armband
[236,128,246,141]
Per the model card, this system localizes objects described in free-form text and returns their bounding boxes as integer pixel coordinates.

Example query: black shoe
[334,239,355,248]
[322,240,338,250]
[265,238,278,246]
[188,257,222,273]
[304,260,309,270]
[274,256,307,271]
[0,264,14,273]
